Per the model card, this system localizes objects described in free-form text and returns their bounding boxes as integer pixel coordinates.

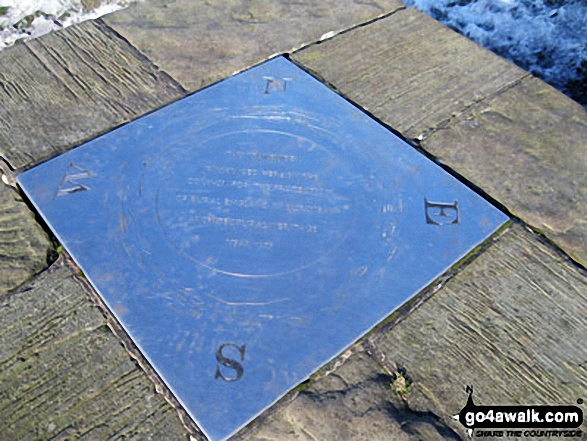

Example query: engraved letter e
[215,343,246,382]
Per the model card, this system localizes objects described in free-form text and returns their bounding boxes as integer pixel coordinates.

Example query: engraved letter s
[215,343,246,382]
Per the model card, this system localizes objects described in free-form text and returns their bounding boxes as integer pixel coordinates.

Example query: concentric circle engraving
[155,126,374,277]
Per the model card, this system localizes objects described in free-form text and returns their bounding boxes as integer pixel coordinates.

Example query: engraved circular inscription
[154,123,379,277]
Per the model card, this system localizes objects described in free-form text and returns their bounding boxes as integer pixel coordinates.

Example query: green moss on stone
[391,371,410,400]
[81,0,104,13]
[14,10,44,29]
[0,6,10,16]
[291,379,312,393]
[449,219,512,273]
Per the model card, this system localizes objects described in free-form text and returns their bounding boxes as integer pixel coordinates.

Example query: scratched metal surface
[17,57,508,441]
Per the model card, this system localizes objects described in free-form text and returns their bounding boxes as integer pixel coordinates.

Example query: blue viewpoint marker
[17,56,508,440]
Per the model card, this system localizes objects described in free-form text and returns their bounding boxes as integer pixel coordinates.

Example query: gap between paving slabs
[0,172,52,296]
[292,7,529,140]
[415,76,587,268]
[234,347,463,441]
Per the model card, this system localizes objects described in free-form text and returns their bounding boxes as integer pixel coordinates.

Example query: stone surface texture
[420,77,587,265]
[234,350,461,441]
[0,258,191,440]
[370,224,587,436]
[293,7,587,266]
[293,8,527,139]
[0,20,185,170]
[0,184,50,295]
[104,0,405,91]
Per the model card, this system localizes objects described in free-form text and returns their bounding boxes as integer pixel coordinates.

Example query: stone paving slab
[293,7,587,266]
[0,183,50,295]
[234,349,461,440]
[369,224,587,436]
[0,20,185,170]
[104,0,405,92]
[419,76,587,266]
[293,8,528,139]
[0,257,191,440]
[232,224,587,440]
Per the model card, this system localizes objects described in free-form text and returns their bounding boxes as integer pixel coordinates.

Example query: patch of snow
[404,0,587,105]
[0,0,139,49]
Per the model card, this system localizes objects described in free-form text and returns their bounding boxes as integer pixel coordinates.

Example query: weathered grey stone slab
[293,8,527,139]
[104,0,404,92]
[0,183,50,295]
[0,20,185,170]
[368,224,587,438]
[233,349,460,440]
[0,258,191,440]
[419,77,587,266]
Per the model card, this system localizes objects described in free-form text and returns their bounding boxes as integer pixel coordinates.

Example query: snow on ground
[0,0,138,48]
[404,0,587,105]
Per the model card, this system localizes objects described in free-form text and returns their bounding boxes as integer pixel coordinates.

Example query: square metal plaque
[18,57,508,440]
